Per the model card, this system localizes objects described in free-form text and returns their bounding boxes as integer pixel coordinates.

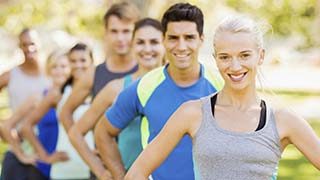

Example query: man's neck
[167,63,201,87]
[106,54,136,73]
[19,60,41,76]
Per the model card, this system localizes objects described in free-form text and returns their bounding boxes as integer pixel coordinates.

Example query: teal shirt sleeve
[105,80,142,129]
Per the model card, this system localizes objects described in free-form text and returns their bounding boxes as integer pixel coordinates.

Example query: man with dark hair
[59,2,139,179]
[94,3,223,180]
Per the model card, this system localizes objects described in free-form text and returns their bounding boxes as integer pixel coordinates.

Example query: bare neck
[19,61,41,76]
[131,66,155,80]
[218,85,260,110]
[167,63,201,87]
[106,54,136,73]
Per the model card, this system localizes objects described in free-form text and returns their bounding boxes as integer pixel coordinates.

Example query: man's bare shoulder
[0,71,10,90]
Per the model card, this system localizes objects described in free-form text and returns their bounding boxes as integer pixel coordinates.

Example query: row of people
[0,2,163,178]
[0,1,319,180]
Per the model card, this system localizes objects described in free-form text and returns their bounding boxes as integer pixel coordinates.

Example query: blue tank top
[36,106,59,178]
[92,62,138,98]
[118,75,143,170]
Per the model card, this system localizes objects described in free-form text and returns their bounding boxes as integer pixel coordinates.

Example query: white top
[7,67,49,154]
[51,85,94,179]
[8,67,49,111]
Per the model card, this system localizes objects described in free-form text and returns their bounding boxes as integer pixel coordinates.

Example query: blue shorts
[1,151,47,180]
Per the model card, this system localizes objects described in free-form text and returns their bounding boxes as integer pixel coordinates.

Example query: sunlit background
[0,0,319,179]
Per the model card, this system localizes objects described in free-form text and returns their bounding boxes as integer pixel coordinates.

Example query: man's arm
[94,81,140,179]
[68,80,121,178]
[94,116,124,180]
[0,72,9,91]
[125,100,202,180]
[1,95,41,164]
[59,67,94,132]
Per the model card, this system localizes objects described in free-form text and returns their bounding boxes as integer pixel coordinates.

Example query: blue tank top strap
[123,75,133,88]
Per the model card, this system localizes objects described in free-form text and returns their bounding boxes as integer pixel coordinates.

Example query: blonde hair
[213,16,277,100]
[213,16,268,55]
[45,50,67,76]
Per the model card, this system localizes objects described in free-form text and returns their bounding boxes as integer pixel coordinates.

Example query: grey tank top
[92,62,138,98]
[8,67,49,111]
[192,95,281,180]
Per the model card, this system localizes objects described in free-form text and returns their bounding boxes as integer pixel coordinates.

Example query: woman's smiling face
[214,31,264,91]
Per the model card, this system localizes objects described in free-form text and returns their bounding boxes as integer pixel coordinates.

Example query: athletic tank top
[36,103,58,178]
[7,67,49,155]
[8,67,49,111]
[118,75,143,170]
[193,94,281,180]
[92,62,138,98]
[51,85,94,179]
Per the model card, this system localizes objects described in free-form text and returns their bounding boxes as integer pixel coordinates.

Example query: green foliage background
[0,0,319,179]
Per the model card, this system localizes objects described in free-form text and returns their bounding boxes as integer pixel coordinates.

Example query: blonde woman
[125,16,320,180]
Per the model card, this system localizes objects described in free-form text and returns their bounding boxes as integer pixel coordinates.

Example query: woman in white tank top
[50,43,94,179]
[125,16,320,179]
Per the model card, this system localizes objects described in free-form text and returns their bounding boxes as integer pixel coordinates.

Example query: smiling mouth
[142,54,156,60]
[174,53,190,58]
[228,72,247,82]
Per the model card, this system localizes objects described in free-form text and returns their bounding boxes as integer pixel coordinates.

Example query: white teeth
[230,74,243,79]
[143,56,152,59]
[142,54,154,60]
[229,73,246,82]
[175,54,188,58]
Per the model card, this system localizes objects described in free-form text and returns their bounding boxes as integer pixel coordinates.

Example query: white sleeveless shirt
[51,85,94,179]
[7,67,49,154]
[8,67,49,111]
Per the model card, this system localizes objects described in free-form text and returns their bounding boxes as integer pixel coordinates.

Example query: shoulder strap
[123,75,133,88]
[256,100,266,131]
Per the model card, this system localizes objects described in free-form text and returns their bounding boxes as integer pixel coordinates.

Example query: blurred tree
[0,0,319,48]
[0,0,105,38]
[225,0,318,49]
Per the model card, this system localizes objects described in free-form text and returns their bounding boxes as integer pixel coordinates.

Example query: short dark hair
[133,18,163,38]
[19,28,32,37]
[103,1,140,28]
[19,28,39,40]
[161,3,204,35]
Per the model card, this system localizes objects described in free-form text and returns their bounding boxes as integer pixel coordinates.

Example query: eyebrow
[217,50,253,55]
[216,53,229,56]
[166,32,198,36]
[240,50,253,53]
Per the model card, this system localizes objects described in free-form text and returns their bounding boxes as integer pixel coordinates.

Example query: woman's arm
[21,89,68,163]
[59,67,94,132]
[125,100,202,179]
[68,80,120,178]
[276,109,320,170]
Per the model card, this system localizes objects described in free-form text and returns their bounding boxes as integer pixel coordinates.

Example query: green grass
[278,120,320,179]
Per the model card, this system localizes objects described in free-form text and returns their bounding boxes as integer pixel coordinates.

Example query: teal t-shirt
[118,75,143,170]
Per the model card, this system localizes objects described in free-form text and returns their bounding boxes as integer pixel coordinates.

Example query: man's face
[104,15,135,56]
[19,31,39,62]
[163,21,203,70]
